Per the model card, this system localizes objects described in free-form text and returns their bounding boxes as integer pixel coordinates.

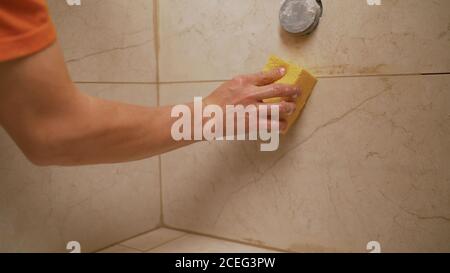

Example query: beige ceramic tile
[148,234,279,253]
[47,0,156,82]
[79,82,157,106]
[0,129,56,252]
[159,82,219,105]
[0,84,160,252]
[121,228,186,251]
[98,245,142,253]
[159,0,450,82]
[160,75,450,252]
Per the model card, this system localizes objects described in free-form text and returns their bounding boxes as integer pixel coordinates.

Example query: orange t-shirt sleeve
[0,0,57,62]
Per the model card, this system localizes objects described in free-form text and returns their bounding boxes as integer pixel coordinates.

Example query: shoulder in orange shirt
[0,0,56,62]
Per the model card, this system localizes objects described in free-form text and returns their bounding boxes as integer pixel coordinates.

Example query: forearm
[34,92,195,166]
[0,42,195,166]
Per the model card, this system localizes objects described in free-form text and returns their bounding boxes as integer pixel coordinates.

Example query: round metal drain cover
[280,0,323,35]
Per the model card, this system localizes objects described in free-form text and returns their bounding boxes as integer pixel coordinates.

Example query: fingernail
[279,67,286,75]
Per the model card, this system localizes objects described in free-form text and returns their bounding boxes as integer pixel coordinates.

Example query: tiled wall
[158,0,449,81]
[1,0,449,253]
[0,1,160,252]
[50,0,157,83]
[159,0,450,252]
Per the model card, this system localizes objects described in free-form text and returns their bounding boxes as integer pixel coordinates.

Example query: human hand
[204,68,301,132]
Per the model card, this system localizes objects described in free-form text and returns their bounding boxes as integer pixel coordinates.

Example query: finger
[256,101,296,116]
[244,68,286,86]
[281,95,298,102]
[278,101,297,120]
[280,120,288,133]
[261,119,287,133]
[254,84,301,101]
[280,120,289,134]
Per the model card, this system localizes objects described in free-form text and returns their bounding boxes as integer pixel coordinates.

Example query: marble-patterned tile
[47,0,156,82]
[0,84,160,253]
[148,234,279,253]
[121,228,186,251]
[0,129,55,252]
[160,75,450,252]
[98,245,142,253]
[79,83,157,106]
[159,81,219,105]
[159,0,450,82]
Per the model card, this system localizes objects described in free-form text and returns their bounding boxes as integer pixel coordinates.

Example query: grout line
[153,0,165,227]
[158,155,164,225]
[74,72,450,86]
[119,233,187,253]
[74,81,158,85]
[154,72,450,85]
[94,225,162,253]
[145,234,190,252]
[421,72,450,76]
[115,245,145,253]
[316,73,421,79]
[163,72,450,85]
[317,72,450,79]
[159,79,229,85]
[162,225,291,253]
[153,0,161,95]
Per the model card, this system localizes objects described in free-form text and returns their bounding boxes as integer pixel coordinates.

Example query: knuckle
[272,84,283,94]
[282,85,294,96]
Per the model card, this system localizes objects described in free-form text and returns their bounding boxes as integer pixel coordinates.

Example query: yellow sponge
[263,55,317,133]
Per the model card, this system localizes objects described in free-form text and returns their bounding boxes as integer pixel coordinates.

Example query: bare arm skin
[0,42,300,166]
